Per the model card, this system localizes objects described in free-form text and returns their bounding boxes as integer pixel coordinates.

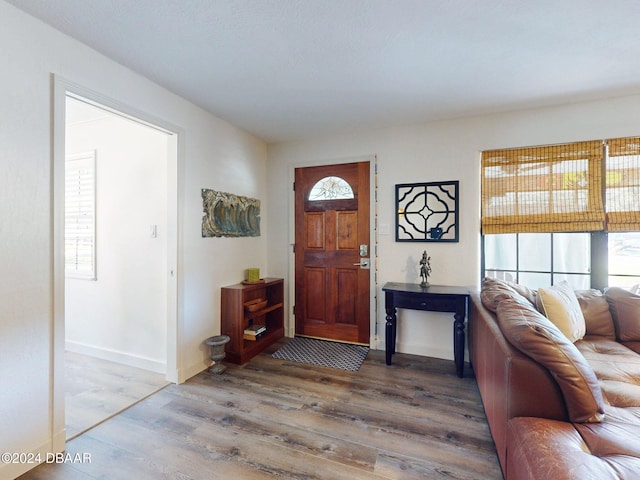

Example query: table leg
[385,306,396,365]
[453,312,465,378]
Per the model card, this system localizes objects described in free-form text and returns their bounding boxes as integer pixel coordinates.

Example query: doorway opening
[52,79,179,447]
[292,159,376,347]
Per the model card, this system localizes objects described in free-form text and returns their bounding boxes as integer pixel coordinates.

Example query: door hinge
[293,181,295,191]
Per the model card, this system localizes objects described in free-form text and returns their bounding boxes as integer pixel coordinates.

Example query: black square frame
[395,181,459,242]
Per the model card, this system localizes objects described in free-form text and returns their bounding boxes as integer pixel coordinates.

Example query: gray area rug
[272,337,369,372]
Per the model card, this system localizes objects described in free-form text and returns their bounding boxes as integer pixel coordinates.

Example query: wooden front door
[294,161,370,344]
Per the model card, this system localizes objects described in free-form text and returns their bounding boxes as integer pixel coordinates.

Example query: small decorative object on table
[246,267,260,282]
[242,267,264,284]
[204,335,230,374]
[419,250,431,287]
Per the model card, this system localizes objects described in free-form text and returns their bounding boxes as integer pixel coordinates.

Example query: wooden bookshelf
[220,277,284,364]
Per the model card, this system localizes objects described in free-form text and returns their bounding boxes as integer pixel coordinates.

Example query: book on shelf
[244,331,266,341]
[244,324,266,335]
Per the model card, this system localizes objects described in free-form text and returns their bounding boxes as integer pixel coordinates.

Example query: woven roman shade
[481,141,605,234]
[606,137,640,231]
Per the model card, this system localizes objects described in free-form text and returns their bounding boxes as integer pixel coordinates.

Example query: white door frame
[51,75,182,450]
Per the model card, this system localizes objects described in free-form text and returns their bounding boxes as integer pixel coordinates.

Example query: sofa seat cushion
[576,337,640,407]
[507,417,640,480]
[496,297,605,423]
[604,404,640,424]
[575,415,640,457]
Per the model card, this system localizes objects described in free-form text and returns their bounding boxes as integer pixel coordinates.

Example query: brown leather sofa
[469,278,640,479]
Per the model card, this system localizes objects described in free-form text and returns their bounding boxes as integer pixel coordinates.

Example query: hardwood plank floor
[20,341,502,479]
[64,351,170,439]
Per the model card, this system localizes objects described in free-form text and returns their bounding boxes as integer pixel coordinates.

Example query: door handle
[353,259,370,269]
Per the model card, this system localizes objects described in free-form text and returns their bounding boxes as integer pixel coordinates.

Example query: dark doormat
[272,337,369,372]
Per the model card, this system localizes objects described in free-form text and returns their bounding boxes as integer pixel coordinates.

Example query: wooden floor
[21,341,502,479]
[64,351,170,439]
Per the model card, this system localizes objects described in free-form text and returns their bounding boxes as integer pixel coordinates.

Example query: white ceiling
[9,0,640,143]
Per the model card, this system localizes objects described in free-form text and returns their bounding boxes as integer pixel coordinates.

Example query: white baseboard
[179,360,210,384]
[394,341,470,362]
[52,428,66,454]
[0,437,59,480]
[395,341,455,361]
[65,340,166,374]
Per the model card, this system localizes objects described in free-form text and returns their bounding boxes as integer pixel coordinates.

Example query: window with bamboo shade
[481,137,640,291]
[606,137,640,232]
[481,141,605,234]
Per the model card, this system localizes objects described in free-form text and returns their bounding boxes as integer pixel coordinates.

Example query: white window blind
[65,151,96,279]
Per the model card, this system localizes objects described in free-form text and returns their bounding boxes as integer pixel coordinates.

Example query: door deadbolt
[359,244,368,256]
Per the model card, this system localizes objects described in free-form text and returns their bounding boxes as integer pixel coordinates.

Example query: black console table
[382,282,470,377]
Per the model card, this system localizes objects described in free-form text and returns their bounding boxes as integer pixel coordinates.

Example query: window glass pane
[519,233,551,271]
[609,232,640,288]
[553,233,590,273]
[485,270,517,283]
[484,234,517,270]
[308,176,354,200]
[608,276,640,290]
[554,273,590,290]
[519,272,551,289]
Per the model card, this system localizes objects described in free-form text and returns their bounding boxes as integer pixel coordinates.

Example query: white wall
[0,2,267,478]
[65,104,169,372]
[5,0,640,476]
[266,94,640,360]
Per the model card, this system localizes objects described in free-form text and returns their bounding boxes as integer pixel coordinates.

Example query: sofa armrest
[469,293,567,472]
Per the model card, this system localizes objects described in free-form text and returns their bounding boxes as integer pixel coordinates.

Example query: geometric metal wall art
[201,189,261,237]
[395,181,459,242]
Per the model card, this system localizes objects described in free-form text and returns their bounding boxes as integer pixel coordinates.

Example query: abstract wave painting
[201,189,261,237]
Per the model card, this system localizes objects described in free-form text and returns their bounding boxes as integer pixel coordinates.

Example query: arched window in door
[308,176,354,200]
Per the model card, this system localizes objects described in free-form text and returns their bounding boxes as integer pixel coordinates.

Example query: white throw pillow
[537,281,586,343]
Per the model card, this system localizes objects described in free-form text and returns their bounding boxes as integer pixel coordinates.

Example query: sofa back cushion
[536,281,587,343]
[606,287,640,341]
[575,290,616,339]
[496,296,605,423]
[480,277,536,313]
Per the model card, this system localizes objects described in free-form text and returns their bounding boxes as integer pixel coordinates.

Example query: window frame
[482,232,598,288]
